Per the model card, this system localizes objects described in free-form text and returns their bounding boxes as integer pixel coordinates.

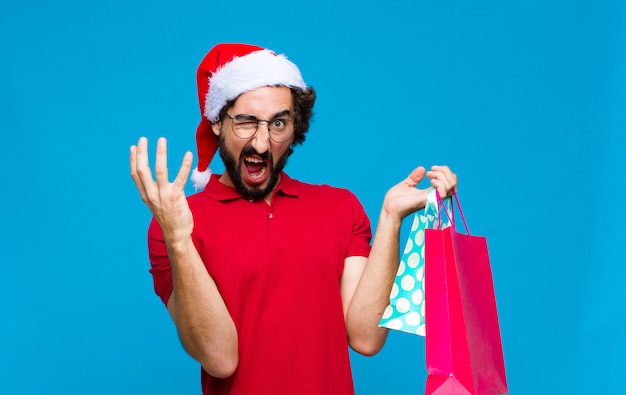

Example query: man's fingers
[130,144,147,201]
[428,165,458,196]
[155,137,169,184]
[130,144,138,181]
[403,166,426,188]
[134,137,164,204]
[134,137,152,181]
[174,151,194,190]
[131,136,192,210]
[132,137,157,201]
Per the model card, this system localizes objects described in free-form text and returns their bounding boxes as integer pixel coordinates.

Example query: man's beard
[218,136,292,201]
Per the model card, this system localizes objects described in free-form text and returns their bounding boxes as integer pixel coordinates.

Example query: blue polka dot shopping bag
[378,189,451,336]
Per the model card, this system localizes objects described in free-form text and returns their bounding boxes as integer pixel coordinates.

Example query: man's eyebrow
[273,110,291,118]
[235,114,258,121]
[235,110,292,120]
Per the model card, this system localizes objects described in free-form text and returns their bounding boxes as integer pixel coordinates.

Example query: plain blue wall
[2,1,625,394]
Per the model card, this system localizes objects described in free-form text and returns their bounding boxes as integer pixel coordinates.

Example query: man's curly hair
[290,86,316,147]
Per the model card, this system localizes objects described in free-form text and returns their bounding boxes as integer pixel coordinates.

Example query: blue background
[2,1,625,394]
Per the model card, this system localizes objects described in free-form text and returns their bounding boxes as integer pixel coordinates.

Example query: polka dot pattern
[378,190,452,335]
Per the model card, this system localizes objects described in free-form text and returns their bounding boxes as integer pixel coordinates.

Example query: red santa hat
[191,43,307,190]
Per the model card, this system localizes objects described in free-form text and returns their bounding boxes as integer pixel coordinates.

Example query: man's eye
[236,121,258,129]
[271,119,286,129]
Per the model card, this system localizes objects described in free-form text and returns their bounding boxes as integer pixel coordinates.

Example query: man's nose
[251,122,271,153]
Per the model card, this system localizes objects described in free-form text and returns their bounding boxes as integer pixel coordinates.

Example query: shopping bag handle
[435,190,470,235]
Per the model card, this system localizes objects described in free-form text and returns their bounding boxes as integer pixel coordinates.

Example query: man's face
[212,86,294,201]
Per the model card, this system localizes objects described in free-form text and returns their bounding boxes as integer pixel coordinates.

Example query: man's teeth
[250,167,266,179]
[244,157,267,180]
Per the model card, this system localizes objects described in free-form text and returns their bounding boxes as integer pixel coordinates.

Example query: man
[130,43,457,394]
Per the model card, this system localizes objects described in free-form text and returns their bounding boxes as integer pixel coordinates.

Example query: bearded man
[130,43,457,395]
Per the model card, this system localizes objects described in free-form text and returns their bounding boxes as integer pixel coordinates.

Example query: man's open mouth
[243,156,268,180]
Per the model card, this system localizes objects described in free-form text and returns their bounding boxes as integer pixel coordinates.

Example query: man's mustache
[241,145,271,161]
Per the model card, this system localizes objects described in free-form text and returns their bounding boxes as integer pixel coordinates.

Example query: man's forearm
[345,211,402,355]
[167,237,239,378]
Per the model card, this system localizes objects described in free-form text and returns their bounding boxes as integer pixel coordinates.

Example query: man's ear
[211,121,221,137]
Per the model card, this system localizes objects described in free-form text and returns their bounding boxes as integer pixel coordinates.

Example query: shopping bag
[379,189,451,335]
[424,192,508,395]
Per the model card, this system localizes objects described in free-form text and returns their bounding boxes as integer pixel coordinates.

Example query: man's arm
[342,166,457,356]
[131,137,238,378]
[341,213,401,356]
[164,237,238,378]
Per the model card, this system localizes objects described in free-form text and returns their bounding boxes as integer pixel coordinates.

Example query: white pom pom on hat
[191,43,307,190]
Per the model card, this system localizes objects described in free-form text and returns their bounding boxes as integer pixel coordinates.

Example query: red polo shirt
[148,172,372,395]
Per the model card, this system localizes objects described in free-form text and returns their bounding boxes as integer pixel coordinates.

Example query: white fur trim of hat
[203,50,307,123]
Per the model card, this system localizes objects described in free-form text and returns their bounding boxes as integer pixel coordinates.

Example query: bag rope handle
[435,190,470,235]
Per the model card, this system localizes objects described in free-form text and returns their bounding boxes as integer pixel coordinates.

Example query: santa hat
[191,43,307,190]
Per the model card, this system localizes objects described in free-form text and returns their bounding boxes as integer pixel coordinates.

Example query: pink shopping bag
[424,192,508,395]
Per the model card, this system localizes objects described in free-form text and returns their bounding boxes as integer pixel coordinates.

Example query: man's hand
[343,165,457,354]
[382,165,458,222]
[130,137,194,245]
[131,138,239,376]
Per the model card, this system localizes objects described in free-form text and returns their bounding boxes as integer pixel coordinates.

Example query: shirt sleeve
[345,190,372,258]
[147,217,173,306]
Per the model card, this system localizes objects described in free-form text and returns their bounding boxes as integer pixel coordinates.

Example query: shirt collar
[275,172,298,197]
[202,171,299,201]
